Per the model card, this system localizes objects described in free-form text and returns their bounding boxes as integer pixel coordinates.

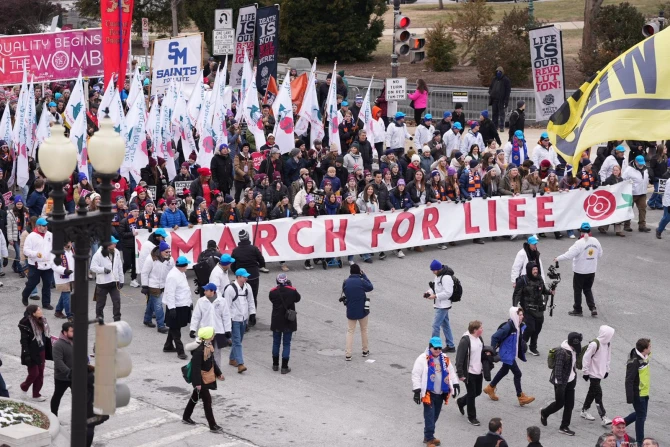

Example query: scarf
[345,202,357,214]
[511,139,523,166]
[60,252,71,279]
[143,212,158,229]
[58,332,73,345]
[325,200,339,215]
[203,340,214,361]
[29,316,49,348]
[15,209,27,232]
[196,208,209,224]
[425,350,451,399]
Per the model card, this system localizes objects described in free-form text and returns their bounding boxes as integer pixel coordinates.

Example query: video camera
[544,262,561,317]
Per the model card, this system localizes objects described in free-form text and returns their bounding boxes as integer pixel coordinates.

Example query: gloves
[2,258,7,267]
[248,314,256,326]
[141,286,149,295]
[193,278,199,287]
[604,372,608,379]
[189,330,196,339]
[409,137,413,141]
[482,194,488,200]
[224,331,231,338]
[413,389,421,405]
[532,190,537,198]
[169,308,177,319]
[313,214,318,218]
[292,214,297,219]
[104,268,111,274]
[593,183,599,190]
[117,282,124,289]
[64,269,73,276]
[583,374,590,382]
[452,383,460,398]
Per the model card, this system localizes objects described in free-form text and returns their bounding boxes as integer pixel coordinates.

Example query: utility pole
[391,0,400,78]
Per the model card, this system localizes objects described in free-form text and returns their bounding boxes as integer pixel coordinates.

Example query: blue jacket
[343,273,373,320]
[390,189,414,210]
[320,175,341,193]
[26,190,46,217]
[284,157,306,185]
[160,208,188,228]
[491,320,526,365]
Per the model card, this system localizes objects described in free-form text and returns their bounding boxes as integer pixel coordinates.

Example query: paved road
[0,193,667,446]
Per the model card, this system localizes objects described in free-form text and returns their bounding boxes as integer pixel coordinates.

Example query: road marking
[114,399,145,415]
[210,442,250,447]
[133,426,210,447]
[92,417,173,443]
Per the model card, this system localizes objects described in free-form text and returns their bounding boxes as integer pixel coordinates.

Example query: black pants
[542,379,576,428]
[165,327,184,354]
[122,247,136,280]
[583,378,606,417]
[457,373,483,420]
[22,266,54,306]
[413,108,425,125]
[233,180,247,203]
[374,142,384,161]
[248,277,260,309]
[95,283,121,321]
[573,272,596,312]
[184,387,217,428]
[522,314,544,352]
[50,379,71,416]
[492,100,506,130]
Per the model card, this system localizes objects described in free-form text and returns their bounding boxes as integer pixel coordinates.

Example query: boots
[281,358,291,374]
[483,384,499,401]
[518,393,535,406]
[272,356,279,372]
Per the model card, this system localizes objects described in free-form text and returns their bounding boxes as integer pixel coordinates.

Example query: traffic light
[94,321,133,415]
[643,12,665,37]
[409,35,426,63]
[394,15,411,56]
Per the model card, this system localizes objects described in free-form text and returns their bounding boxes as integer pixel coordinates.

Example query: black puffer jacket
[231,240,266,280]
[513,261,549,318]
[210,153,234,193]
[269,284,301,332]
[19,316,53,366]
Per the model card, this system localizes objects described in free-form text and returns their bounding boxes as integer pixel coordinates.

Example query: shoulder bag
[278,287,297,322]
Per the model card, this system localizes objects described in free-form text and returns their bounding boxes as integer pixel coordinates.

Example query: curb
[0,396,60,440]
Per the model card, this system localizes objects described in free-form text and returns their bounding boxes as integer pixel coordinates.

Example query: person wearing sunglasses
[411,336,460,447]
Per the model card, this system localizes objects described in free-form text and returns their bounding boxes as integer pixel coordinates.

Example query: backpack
[223,283,247,303]
[181,361,192,384]
[439,273,463,303]
[547,346,562,369]
[576,339,600,370]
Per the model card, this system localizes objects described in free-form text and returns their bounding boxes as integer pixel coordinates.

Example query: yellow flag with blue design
[547,28,670,169]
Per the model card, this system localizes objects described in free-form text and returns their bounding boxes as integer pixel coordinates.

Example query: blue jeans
[625,395,648,442]
[647,180,663,209]
[22,266,53,306]
[658,206,670,233]
[229,320,247,365]
[55,291,72,318]
[423,392,445,442]
[144,294,165,328]
[431,307,454,348]
[65,200,75,214]
[11,241,21,272]
[272,331,293,359]
[490,360,523,396]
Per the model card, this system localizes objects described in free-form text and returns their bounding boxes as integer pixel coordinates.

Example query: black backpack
[439,273,463,303]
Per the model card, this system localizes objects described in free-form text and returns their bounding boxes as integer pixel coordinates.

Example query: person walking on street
[513,261,552,357]
[483,307,535,406]
[182,327,225,433]
[224,268,256,373]
[622,155,651,232]
[342,263,373,361]
[52,239,74,320]
[269,273,301,374]
[473,418,509,447]
[554,222,603,317]
[426,260,456,352]
[656,171,670,239]
[231,229,267,319]
[624,337,652,442]
[511,235,544,287]
[540,331,583,436]
[19,304,53,402]
[580,325,615,426]
[209,254,234,291]
[50,322,73,416]
[411,336,460,447]
[90,237,124,321]
[489,66,511,133]
[163,256,193,360]
[455,321,485,426]
[189,283,232,372]
[21,217,54,308]
[140,240,173,334]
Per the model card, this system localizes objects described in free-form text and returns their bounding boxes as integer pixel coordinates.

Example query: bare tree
[448,0,494,66]
[438,0,444,10]
[171,0,183,36]
[581,0,604,56]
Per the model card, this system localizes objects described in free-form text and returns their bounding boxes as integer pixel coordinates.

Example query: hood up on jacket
[525,261,539,279]
[509,306,520,331]
[185,340,200,352]
[597,325,615,345]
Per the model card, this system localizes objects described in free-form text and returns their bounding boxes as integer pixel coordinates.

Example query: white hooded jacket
[414,123,435,150]
[189,294,232,335]
[443,129,461,157]
[411,349,459,398]
[385,122,411,150]
[581,325,614,379]
[51,249,75,286]
[209,265,231,292]
[511,246,545,284]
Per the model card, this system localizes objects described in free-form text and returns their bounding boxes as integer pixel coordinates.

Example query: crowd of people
[0,65,666,446]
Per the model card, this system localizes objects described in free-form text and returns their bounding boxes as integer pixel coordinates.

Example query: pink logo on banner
[583,190,616,220]
[0,29,103,85]
[251,151,266,171]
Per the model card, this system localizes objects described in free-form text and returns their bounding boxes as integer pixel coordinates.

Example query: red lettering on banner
[392,212,415,243]
[536,195,555,228]
[253,224,279,256]
[170,229,201,261]
[422,207,442,239]
[371,215,387,248]
[325,219,348,252]
[508,198,526,230]
[464,202,480,234]
[288,221,314,254]
[488,200,497,232]
[217,226,237,253]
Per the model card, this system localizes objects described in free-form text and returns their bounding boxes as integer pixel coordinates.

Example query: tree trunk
[171,0,179,36]
[581,0,604,55]
[438,0,444,10]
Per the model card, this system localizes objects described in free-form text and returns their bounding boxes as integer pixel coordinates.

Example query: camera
[339,296,347,306]
[364,298,370,311]
[423,292,431,299]
[547,263,560,281]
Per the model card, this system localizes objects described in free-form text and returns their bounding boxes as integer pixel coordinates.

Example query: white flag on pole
[272,72,294,154]
[211,58,229,155]
[146,96,160,146]
[358,77,375,142]
[122,91,148,183]
[325,63,340,154]
[14,70,31,188]
[160,80,178,181]
[242,68,266,149]
[127,67,144,109]
[294,59,324,147]
[236,50,253,122]
[98,77,126,135]
[34,105,51,152]
[0,102,13,148]
[64,72,85,127]
[69,102,89,176]
[187,70,204,126]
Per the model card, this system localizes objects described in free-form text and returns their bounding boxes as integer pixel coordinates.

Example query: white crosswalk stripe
[92,416,174,443]
[133,426,210,447]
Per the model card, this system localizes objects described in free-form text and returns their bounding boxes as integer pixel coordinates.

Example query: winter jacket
[625,348,650,403]
[189,295,232,335]
[23,230,54,270]
[284,157,306,185]
[599,154,625,183]
[385,121,411,149]
[141,247,174,289]
[320,175,341,194]
[343,151,363,173]
[52,336,73,382]
[442,129,461,157]
[370,181,392,211]
[390,188,413,210]
[160,208,189,228]
[210,152,234,192]
[259,157,284,183]
[186,341,222,390]
[343,273,374,320]
[0,231,7,260]
[503,141,527,165]
[460,130,485,154]
[491,308,526,365]
[508,108,525,141]
[648,156,669,182]
[513,262,549,318]
[234,153,256,183]
[270,203,297,220]
[459,169,486,199]
[511,243,545,284]
[411,350,458,399]
[452,111,466,129]
[51,249,75,286]
[531,144,560,169]
[163,266,192,309]
[474,433,509,447]
[432,266,454,309]
[353,140,374,171]
[19,316,53,367]
[231,240,265,280]
[269,284,301,332]
[622,160,649,195]
[224,279,256,322]
[556,235,603,274]
[479,118,501,146]
[137,232,162,274]
[414,123,435,150]
[90,247,123,285]
[551,341,576,385]
[498,171,522,196]
[407,89,428,109]
[582,325,614,380]
[7,208,28,242]
[455,333,485,379]
[435,119,452,136]
[407,181,437,205]
[26,190,46,217]
[118,215,139,246]
[489,73,511,104]
[208,265,231,292]
[521,178,542,195]
[419,154,434,175]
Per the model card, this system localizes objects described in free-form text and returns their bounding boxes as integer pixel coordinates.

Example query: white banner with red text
[134,183,633,264]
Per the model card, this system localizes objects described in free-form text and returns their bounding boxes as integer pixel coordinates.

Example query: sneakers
[601,416,612,426]
[518,393,535,406]
[436,244,448,250]
[379,252,387,260]
[182,417,196,425]
[43,304,54,310]
[163,346,177,353]
[178,352,187,360]
[54,311,67,319]
[281,264,289,272]
[657,230,663,239]
[22,296,28,306]
[362,351,369,357]
[348,260,355,266]
[580,410,595,421]
[396,250,405,258]
[30,295,40,300]
[157,327,168,334]
[540,409,547,426]
[259,267,270,273]
[468,418,480,426]
[143,321,156,328]
[229,359,238,367]
[569,233,576,239]
[129,279,140,288]
[529,348,540,356]
[568,310,583,317]
[443,346,456,353]
[559,426,575,436]
[483,384,499,401]
[32,395,47,402]
[591,308,598,317]
[210,424,224,434]
[457,400,465,415]
[345,356,352,361]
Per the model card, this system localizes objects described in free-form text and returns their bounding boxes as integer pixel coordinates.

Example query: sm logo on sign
[157,41,198,80]
[168,42,187,65]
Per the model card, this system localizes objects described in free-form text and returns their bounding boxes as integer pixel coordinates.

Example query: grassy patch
[0,400,50,430]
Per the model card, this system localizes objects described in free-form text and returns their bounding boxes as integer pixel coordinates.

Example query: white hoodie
[582,325,614,379]
[559,340,577,383]
[90,247,124,285]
